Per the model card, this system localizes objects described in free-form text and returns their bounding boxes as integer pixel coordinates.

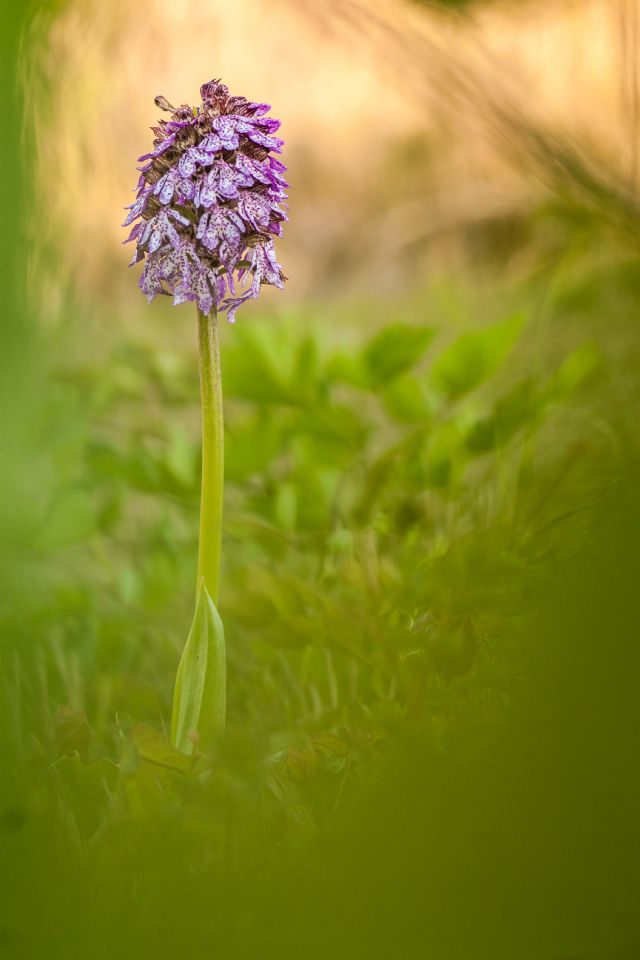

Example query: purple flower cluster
[123,80,287,322]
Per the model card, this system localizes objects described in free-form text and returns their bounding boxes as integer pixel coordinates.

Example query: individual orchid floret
[123,79,287,321]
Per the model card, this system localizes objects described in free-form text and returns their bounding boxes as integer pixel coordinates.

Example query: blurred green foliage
[3,223,640,956]
[7,288,602,745]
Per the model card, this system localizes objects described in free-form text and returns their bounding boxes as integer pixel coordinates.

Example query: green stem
[196,305,224,603]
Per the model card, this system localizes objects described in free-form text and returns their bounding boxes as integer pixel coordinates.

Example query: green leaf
[364,324,436,388]
[382,373,434,423]
[223,329,292,404]
[325,348,369,388]
[465,379,541,453]
[430,314,525,399]
[547,342,602,401]
[130,724,192,774]
[293,404,369,467]
[171,581,226,755]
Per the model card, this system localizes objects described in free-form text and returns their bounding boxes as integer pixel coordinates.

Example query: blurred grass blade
[171,580,226,755]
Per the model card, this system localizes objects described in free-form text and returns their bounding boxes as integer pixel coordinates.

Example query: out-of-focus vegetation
[2,2,640,959]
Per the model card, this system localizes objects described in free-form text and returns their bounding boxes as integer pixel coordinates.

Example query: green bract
[171,580,226,755]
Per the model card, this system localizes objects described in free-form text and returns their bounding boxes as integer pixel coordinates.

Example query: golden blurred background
[25,0,638,313]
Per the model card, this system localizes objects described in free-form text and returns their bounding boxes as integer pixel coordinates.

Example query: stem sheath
[196,306,224,603]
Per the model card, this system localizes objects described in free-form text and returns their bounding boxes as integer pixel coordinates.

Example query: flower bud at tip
[154,95,175,112]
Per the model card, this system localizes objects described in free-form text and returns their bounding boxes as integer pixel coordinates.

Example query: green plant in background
[4,222,639,960]
[123,80,287,752]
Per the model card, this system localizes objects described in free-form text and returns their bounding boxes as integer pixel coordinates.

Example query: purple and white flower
[123,79,287,321]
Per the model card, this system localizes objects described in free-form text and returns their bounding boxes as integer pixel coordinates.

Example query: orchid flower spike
[123,78,288,322]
